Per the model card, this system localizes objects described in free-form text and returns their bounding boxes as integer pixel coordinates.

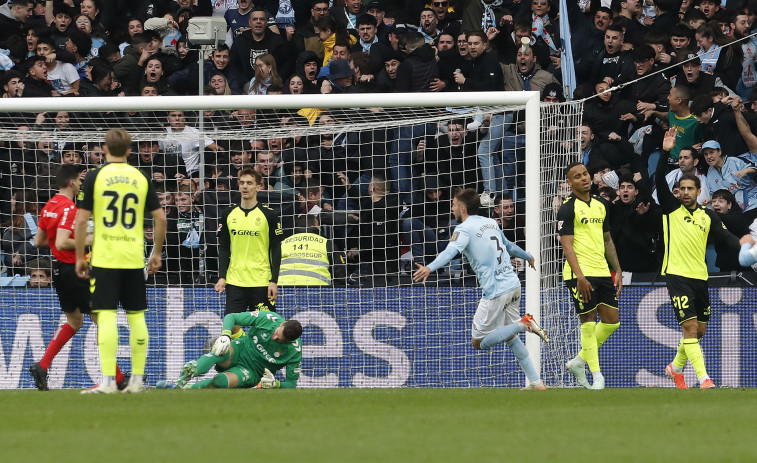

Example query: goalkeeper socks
[480,322,524,350]
[95,310,118,377]
[672,339,687,372]
[210,373,230,388]
[126,311,149,376]
[579,322,600,373]
[682,338,708,381]
[196,351,230,375]
[190,378,213,389]
[39,323,76,370]
[507,337,539,382]
[594,322,620,349]
[231,328,245,340]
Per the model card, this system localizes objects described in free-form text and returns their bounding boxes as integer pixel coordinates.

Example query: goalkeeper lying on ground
[158,311,303,389]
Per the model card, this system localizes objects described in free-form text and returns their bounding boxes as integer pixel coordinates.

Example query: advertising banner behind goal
[1,287,755,389]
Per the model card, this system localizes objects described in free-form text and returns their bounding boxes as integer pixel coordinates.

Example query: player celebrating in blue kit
[413,188,550,389]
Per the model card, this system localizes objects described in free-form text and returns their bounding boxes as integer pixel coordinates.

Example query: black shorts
[53,261,91,314]
[565,276,618,315]
[666,274,710,324]
[90,267,148,312]
[225,284,275,315]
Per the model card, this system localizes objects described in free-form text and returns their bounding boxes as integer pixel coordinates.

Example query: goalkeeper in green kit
[159,311,303,389]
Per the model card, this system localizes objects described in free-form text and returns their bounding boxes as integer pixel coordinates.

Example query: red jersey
[38,194,78,263]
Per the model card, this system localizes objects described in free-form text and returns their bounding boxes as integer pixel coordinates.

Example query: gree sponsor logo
[231,229,261,236]
[580,217,603,224]
[682,215,706,232]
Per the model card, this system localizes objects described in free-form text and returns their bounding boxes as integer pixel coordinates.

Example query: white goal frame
[2,91,543,383]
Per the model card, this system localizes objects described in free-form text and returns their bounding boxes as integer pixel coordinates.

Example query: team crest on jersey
[256,217,262,225]
[274,351,281,358]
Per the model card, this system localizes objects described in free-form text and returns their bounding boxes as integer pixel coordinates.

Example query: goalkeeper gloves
[213,330,232,356]
[259,368,280,389]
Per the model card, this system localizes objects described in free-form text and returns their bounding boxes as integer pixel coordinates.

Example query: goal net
[0,93,583,388]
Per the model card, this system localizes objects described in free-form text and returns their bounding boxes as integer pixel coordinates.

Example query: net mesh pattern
[0,97,586,388]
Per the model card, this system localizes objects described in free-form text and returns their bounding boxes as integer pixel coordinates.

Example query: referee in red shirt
[28,164,123,390]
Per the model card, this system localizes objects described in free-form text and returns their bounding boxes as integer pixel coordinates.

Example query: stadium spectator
[702,140,757,222]
[731,9,757,101]
[230,7,288,80]
[712,188,752,254]
[346,175,399,281]
[501,41,558,193]
[331,0,364,34]
[159,110,221,178]
[418,8,440,44]
[609,177,661,272]
[565,1,608,80]
[431,0,460,32]
[654,146,710,206]
[165,185,205,284]
[0,0,33,42]
[401,176,453,266]
[26,258,51,287]
[133,139,178,180]
[645,85,702,166]
[246,53,282,94]
[3,189,46,276]
[72,13,105,57]
[423,118,479,191]
[352,13,378,54]
[293,0,329,60]
[611,0,645,47]
[1,70,24,97]
[394,31,439,92]
[492,194,525,252]
[65,29,94,78]
[21,55,58,97]
[35,35,79,95]
[114,31,161,94]
[691,94,757,157]
[118,18,143,56]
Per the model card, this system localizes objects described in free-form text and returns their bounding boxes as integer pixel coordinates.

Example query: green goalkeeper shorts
[224,365,263,388]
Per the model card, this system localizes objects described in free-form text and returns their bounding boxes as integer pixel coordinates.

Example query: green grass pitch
[2,388,756,463]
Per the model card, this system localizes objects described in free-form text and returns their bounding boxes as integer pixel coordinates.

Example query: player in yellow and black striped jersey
[557,162,623,390]
[215,167,283,339]
[656,129,742,389]
[74,129,167,394]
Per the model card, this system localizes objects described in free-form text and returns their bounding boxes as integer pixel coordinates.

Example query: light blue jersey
[705,156,757,212]
[427,215,532,299]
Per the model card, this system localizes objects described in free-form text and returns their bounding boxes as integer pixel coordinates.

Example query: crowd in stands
[2,0,757,285]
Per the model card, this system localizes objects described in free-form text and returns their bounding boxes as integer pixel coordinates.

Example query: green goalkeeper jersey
[223,311,302,387]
